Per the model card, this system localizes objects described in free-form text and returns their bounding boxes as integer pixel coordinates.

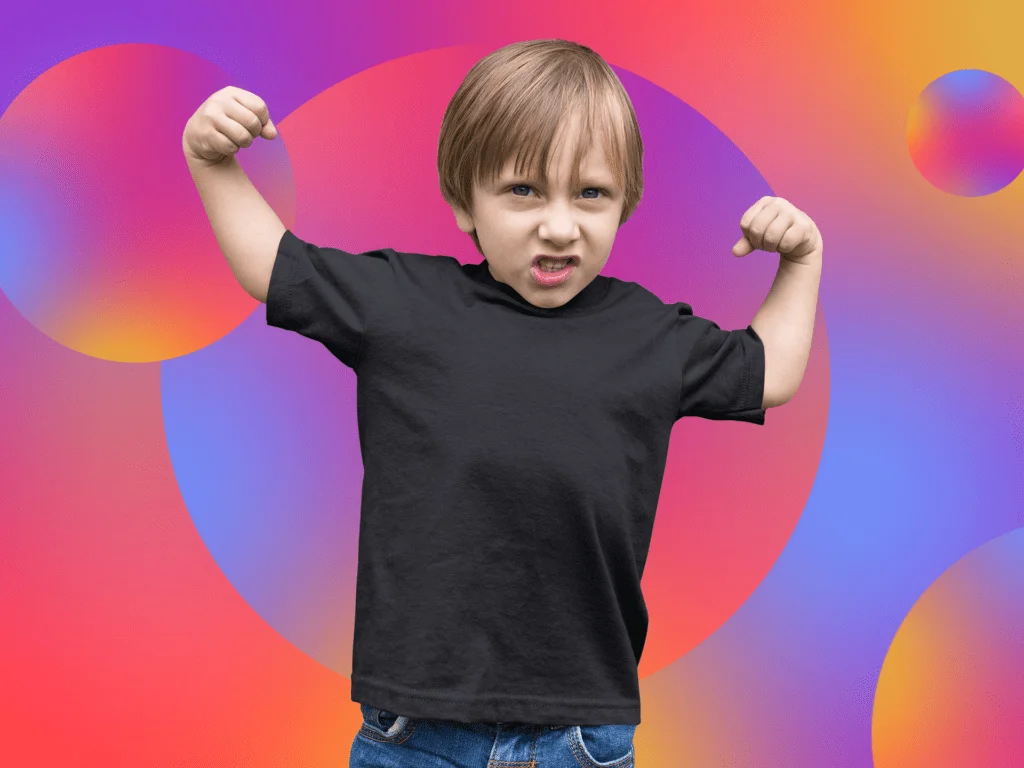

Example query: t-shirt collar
[467,259,611,316]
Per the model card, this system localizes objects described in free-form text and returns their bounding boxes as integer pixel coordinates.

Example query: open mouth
[530,257,577,286]
[533,255,579,272]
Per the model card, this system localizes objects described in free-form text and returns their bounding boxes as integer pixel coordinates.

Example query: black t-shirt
[266,229,766,726]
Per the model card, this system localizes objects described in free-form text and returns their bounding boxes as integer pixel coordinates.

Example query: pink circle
[0,44,295,361]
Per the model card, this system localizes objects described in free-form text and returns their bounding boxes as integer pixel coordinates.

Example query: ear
[450,204,476,235]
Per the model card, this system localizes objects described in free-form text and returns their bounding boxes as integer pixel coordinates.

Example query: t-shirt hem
[265,228,299,331]
[739,323,767,424]
[351,674,641,726]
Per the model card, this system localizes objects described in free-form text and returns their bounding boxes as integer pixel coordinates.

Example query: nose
[537,198,579,244]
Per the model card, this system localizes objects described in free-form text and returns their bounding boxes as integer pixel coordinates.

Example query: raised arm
[182,86,285,303]
[732,196,823,408]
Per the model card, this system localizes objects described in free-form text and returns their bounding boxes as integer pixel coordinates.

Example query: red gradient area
[0,296,359,765]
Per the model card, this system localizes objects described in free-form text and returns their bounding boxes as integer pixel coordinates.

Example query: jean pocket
[358,703,417,744]
[569,723,636,767]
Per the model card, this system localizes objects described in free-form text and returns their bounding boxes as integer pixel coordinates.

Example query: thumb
[732,237,753,257]
[261,118,278,140]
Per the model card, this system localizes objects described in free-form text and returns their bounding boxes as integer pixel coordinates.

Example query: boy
[183,38,821,766]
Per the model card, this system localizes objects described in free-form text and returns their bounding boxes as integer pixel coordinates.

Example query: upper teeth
[539,258,570,268]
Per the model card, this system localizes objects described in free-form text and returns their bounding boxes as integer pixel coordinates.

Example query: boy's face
[451,113,626,309]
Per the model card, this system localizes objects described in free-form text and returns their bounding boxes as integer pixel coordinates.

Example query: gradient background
[2,1,1022,766]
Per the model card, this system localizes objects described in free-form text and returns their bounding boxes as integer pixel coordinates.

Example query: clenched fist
[182,86,278,168]
[732,196,822,267]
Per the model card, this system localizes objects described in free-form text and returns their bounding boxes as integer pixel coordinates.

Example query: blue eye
[509,185,605,199]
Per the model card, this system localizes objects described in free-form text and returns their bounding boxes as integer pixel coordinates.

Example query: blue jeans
[350,703,637,767]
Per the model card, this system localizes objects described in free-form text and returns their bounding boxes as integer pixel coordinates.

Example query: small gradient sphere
[0,43,295,362]
[872,527,1024,767]
[907,69,1024,196]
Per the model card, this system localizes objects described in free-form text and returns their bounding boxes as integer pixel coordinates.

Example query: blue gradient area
[981,528,1024,606]
[937,69,996,104]
[161,305,364,672]
[0,171,64,317]
[675,306,1024,766]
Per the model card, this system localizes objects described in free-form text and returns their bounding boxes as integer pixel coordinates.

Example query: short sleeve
[266,229,395,370]
[675,303,766,424]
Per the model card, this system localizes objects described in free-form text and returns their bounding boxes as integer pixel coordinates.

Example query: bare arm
[750,252,821,408]
[732,196,823,409]
[186,153,284,303]
[182,86,284,303]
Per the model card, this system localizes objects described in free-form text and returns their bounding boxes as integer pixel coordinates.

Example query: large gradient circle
[161,45,828,676]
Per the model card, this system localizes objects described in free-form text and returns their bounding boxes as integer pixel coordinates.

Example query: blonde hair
[437,39,644,256]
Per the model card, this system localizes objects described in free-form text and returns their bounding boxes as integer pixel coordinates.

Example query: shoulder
[604,274,694,317]
[365,248,464,282]
[385,249,462,272]
[376,250,472,304]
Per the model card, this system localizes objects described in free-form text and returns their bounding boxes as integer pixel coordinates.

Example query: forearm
[186,152,285,303]
[750,250,822,406]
